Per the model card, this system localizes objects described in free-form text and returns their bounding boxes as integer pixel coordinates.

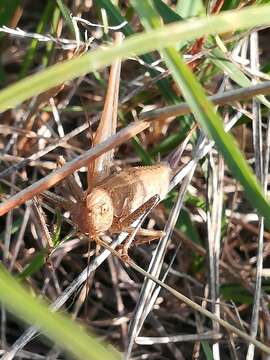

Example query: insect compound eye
[101,204,108,214]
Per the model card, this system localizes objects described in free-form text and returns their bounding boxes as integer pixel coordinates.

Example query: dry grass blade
[0,121,148,216]
[125,156,197,359]
[140,80,270,122]
[94,239,270,356]
[207,152,224,360]
[0,120,90,179]
[246,31,266,360]
[136,331,222,345]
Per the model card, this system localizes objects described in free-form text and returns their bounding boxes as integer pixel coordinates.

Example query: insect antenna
[77,32,124,314]
[80,95,95,194]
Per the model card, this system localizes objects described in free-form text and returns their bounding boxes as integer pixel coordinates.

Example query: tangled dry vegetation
[1,1,270,359]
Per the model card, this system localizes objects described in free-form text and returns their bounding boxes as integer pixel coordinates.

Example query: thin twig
[136,331,222,345]
[0,121,90,179]
[140,81,270,122]
[0,121,149,216]
[246,31,266,360]
[0,25,92,50]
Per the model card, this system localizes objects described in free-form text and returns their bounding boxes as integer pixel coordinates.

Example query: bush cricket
[69,163,171,257]
[47,32,196,259]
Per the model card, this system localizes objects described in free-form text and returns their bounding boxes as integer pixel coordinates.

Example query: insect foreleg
[42,190,73,210]
[113,194,160,258]
[116,194,160,230]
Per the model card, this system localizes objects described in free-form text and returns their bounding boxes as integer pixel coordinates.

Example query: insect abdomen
[100,163,171,217]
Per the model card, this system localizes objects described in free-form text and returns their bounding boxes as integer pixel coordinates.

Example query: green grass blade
[1,5,270,110]
[97,0,178,103]
[119,112,153,164]
[153,0,184,22]
[0,0,20,27]
[18,249,47,280]
[42,5,61,67]
[132,136,153,165]
[162,47,270,228]
[221,0,241,11]
[56,0,76,36]
[210,47,270,108]
[151,1,270,110]
[150,130,187,156]
[153,0,270,109]
[201,341,214,360]
[52,208,62,246]
[0,264,120,360]
[132,0,270,227]
[19,1,54,79]
[0,0,21,83]
[176,0,204,18]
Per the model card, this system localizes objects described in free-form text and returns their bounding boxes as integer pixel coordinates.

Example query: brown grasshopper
[69,163,171,256]
[50,32,193,257]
